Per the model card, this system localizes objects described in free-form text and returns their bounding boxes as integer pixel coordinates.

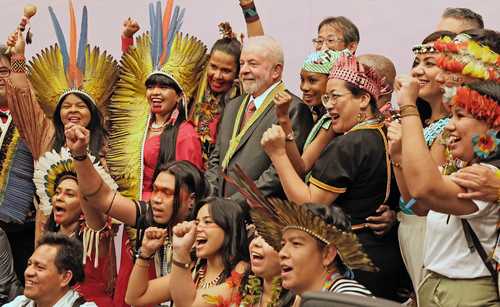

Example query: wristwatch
[285,131,295,142]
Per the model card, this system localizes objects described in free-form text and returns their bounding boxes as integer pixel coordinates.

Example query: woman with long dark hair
[125,197,249,307]
[33,148,118,305]
[6,4,118,242]
[389,31,455,296]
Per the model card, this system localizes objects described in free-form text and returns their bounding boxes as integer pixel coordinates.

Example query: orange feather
[68,0,81,87]
[159,0,174,65]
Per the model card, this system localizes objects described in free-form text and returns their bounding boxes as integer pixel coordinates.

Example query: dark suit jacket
[206,86,313,207]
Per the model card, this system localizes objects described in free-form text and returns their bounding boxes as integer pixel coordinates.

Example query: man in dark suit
[206,36,313,208]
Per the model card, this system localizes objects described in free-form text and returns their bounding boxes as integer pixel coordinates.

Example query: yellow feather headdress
[224,165,377,272]
[107,0,207,198]
[33,148,118,216]
[27,2,119,117]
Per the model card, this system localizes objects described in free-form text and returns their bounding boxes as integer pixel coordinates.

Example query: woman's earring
[472,129,499,160]
[356,111,366,123]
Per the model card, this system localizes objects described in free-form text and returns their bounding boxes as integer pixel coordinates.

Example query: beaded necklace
[196,265,225,289]
[321,271,342,292]
[424,117,450,147]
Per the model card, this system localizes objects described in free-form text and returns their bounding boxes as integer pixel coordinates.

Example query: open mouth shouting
[53,204,67,224]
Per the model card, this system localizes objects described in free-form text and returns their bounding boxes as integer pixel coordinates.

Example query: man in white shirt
[5,233,96,307]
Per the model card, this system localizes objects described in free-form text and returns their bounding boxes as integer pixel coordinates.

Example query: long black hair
[145,74,188,185]
[135,160,209,262]
[53,92,107,157]
[192,197,249,279]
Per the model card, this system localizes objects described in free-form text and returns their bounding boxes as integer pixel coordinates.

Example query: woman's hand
[261,124,287,157]
[6,30,25,56]
[274,91,292,122]
[394,75,420,107]
[122,17,140,38]
[140,227,168,257]
[450,164,500,203]
[64,123,90,155]
[172,221,196,261]
[387,120,402,160]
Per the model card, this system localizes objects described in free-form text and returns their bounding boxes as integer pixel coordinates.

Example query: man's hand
[366,204,396,236]
[140,227,168,257]
[450,164,500,203]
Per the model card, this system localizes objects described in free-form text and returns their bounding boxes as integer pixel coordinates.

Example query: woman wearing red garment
[33,147,119,306]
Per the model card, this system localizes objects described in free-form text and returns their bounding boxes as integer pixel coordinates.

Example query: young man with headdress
[225,167,375,306]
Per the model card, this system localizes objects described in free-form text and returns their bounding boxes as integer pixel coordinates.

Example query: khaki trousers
[418,271,500,307]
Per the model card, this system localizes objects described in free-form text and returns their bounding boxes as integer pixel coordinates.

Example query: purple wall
[1,0,499,95]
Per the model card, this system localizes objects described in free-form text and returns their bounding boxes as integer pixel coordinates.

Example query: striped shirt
[325,276,372,296]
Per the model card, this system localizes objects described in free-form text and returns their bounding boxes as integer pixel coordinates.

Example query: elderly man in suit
[206,36,313,209]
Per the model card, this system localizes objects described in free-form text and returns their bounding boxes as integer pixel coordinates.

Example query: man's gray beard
[242,81,258,96]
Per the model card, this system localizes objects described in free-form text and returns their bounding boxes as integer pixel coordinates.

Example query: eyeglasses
[321,92,351,107]
[0,68,10,78]
[312,36,344,49]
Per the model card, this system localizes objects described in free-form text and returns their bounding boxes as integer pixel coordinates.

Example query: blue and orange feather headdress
[27,1,119,117]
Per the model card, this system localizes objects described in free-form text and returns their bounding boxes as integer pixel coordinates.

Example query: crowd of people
[0,0,498,306]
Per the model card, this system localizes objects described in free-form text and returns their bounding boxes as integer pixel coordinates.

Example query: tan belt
[351,223,369,232]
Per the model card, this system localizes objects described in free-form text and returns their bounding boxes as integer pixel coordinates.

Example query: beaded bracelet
[240,1,259,23]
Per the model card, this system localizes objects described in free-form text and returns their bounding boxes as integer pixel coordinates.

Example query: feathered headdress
[224,165,377,272]
[329,56,388,100]
[27,1,119,117]
[145,0,207,101]
[33,148,117,216]
[434,33,500,82]
[108,0,207,199]
[447,85,500,129]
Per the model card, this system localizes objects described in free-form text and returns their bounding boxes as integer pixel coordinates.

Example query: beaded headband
[329,55,386,99]
[412,43,437,55]
[57,88,96,105]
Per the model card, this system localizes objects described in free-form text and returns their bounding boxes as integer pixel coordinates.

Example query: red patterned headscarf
[329,55,388,100]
